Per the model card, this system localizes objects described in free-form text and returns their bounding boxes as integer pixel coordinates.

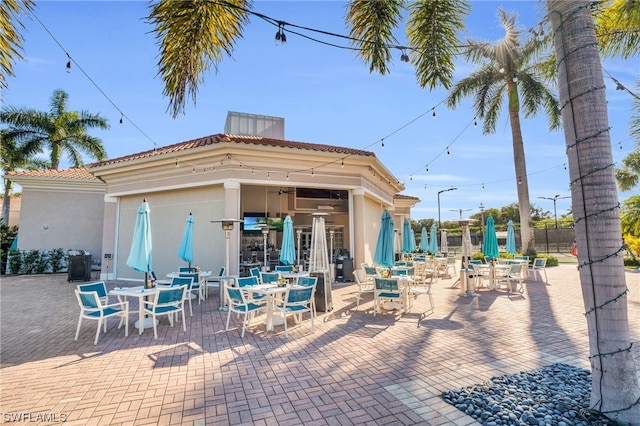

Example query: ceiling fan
[268,187,296,195]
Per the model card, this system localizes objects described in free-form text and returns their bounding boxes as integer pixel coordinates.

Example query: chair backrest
[364,266,377,276]
[249,267,261,278]
[533,257,547,267]
[77,282,107,300]
[179,272,200,287]
[509,263,523,274]
[284,285,314,305]
[225,283,246,306]
[217,266,225,277]
[179,267,195,273]
[296,276,317,287]
[76,289,101,310]
[156,285,186,305]
[391,268,408,276]
[514,255,529,261]
[260,272,280,284]
[469,260,482,265]
[275,265,293,272]
[374,277,399,292]
[237,276,259,287]
[394,261,406,267]
[171,276,193,288]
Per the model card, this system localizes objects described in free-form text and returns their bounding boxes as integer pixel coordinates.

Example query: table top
[242,284,288,295]
[280,271,310,278]
[110,286,156,297]
[166,271,213,278]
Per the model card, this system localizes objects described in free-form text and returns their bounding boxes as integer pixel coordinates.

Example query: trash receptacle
[68,254,92,282]
[310,271,332,312]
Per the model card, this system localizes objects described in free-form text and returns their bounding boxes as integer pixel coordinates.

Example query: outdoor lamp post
[295,226,304,267]
[449,208,472,219]
[260,225,273,271]
[437,187,458,228]
[211,218,242,278]
[538,194,570,229]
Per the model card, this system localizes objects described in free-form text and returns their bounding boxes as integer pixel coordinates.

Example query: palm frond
[346,0,403,75]
[148,0,251,117]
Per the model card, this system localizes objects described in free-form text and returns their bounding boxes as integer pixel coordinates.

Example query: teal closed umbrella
[177,213,194,268]
[419,227,429,252]
[506,220,516,257]
[483,216,499,261]
[402,219,413,254]
[127,200,153,282]
[279,215,296,266]
[429,224,438,254]
[374,210,395,268]
[9,235,18,251]
[410,229,416,252]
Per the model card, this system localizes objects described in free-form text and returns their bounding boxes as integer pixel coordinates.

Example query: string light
[175,158,179,168]
[381,139,385,148]
[432,110,436,119]
[119,113,123,124]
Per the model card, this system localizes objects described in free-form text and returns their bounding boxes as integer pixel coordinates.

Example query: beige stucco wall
[114,185,227,281]
[18,189,104,256]
[0,196,21,227]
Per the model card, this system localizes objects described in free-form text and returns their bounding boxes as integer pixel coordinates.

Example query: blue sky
[3,1,638,221]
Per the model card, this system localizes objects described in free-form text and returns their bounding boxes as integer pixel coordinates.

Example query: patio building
[7,116,419,281]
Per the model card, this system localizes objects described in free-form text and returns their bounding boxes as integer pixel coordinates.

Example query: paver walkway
[1,266,638,425]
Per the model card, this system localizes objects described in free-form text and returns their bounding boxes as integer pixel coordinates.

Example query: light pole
[538,195,570,229]
[295,226,304,268]
[211,218,242,311]
[449,208,472,219]
[437,187,458,228]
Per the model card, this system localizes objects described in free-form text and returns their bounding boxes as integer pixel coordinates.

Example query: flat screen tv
[242,216,267,232]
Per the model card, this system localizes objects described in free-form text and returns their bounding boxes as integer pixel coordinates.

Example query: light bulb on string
[119,113,123,124]
[341,159,344,168]
[432,110,436,119]
[474,118,477,127]
[381,139,385,148]
[447,147,450,155]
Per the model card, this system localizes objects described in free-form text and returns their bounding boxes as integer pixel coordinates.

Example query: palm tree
[147,0,639,421]
[446,9,560,255]
[0,0,34,90]
[549,1,639,421]
[0,129,48,225]
[0,89,109,169]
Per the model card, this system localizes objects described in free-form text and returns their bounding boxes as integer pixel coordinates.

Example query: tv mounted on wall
[242,212,268,234]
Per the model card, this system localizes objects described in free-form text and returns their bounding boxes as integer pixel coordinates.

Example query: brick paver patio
[1,266,638,425]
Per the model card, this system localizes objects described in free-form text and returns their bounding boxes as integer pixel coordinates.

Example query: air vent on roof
[224,111,285,139]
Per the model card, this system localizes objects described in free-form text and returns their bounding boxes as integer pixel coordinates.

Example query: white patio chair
[77,281,111,305]
[353,269,375,310]
[142,285,187,339]
[205,266,225,298]
[225,282,265,337]
[504,263,524,293]
[529,257,548,283]
[373,277,402,316]
[274,284,316,337]
[179,272,205,305]
[74,289,129,345]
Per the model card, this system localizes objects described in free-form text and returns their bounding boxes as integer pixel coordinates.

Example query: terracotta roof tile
[394,193,420,201]
[90,134,375,168]
[5,168,98,180]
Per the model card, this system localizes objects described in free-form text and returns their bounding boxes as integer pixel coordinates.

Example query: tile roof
[394,193,420,201]
[89,134,376,168]
[5,168,98,180]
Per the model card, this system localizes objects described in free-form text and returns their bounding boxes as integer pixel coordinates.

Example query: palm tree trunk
[1,180,11,226]
[548,0,640,423]
[508,110,534,254]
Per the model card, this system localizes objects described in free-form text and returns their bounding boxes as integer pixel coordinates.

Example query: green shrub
[624,256,640,268]
[7,251,22,274]
[49,248,65,273]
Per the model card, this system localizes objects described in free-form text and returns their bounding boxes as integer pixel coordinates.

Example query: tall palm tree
[147,0,639,421]
[0,0,34,90]
[549,1,639,421]
[446,9,561,255]
[0,89,109,169]
[0,129,48,225]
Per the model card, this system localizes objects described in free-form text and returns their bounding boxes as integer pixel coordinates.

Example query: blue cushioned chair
[74,289,129,345]
[77,281,110,305]
[260,271,280,284]
[236,275,266,303]
[179,272,204,313]
[373,277,402,316]
[142,285,187,339]
[225,282,264,337]
[275,284,316,337]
